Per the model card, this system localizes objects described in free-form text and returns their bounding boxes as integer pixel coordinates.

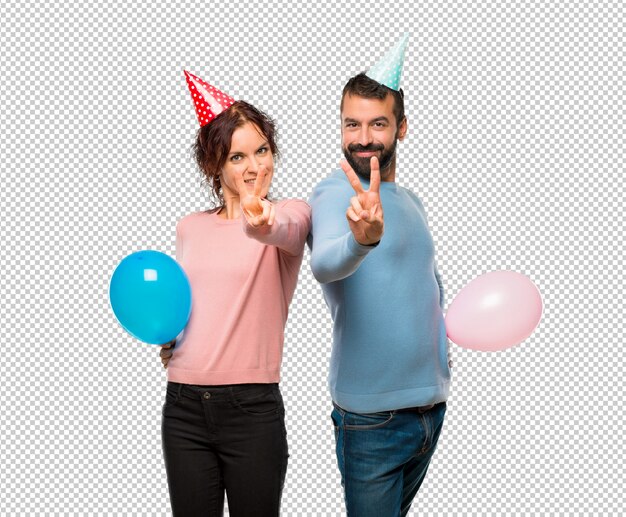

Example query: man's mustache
[347,144,384,153]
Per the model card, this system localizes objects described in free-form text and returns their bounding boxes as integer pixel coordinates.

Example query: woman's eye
[230,155,241,162]
[257,147,268,154]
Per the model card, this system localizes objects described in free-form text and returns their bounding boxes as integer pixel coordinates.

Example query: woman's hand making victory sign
[340,156,384,246]
[235,165,276,228]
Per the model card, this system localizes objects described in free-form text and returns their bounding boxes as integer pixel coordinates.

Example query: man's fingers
[360,209,379,223]
[362,204,384,226]
[340,159,365,195]
[369,156,381,193]
[369,203,382,221]
[349,196,368,221]
[350,196,363,213]
[373,202,382,218]
[346,206,360,222]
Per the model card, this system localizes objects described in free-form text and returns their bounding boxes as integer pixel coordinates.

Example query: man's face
[340,93,407,181]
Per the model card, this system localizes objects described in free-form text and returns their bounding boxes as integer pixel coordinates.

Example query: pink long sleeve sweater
[166,199,311,385]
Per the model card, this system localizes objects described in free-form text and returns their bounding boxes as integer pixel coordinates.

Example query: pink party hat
[184,70,236,126]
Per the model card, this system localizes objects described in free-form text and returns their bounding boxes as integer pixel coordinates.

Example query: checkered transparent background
[1,1,624,515]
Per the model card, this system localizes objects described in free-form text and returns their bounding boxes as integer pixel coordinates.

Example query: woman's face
[220,121,274,200]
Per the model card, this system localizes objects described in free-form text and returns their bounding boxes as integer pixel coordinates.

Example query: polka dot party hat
[184,70,236,127]
[365,33,409,91]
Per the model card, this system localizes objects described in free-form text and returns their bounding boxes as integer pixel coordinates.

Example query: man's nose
[357,127,373,146]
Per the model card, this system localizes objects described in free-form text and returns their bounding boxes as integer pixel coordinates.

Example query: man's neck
[381,156,397,183]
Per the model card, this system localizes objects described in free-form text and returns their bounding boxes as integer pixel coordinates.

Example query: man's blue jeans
[331,401,447,516]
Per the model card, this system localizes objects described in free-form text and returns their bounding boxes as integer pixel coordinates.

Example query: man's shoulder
[310,170,352,199]
[397,186,425,208]
[314,169,349,188]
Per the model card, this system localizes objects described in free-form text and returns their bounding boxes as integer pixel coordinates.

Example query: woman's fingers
[160,345,174,369]
[245,200,275,228]
[254,165,267,198]
[234,171,247,195]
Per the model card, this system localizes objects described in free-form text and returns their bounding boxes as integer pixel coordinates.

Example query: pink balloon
[445,271,543,352]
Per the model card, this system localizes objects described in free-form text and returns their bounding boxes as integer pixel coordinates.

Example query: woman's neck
[218,195,241,219]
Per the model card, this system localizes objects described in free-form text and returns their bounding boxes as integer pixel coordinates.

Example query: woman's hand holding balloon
[160,339,176,369]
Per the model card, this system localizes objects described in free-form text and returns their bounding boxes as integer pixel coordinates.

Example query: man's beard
[342,139,398,180]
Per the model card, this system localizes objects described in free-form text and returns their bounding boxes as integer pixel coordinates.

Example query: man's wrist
[355,236,381,247]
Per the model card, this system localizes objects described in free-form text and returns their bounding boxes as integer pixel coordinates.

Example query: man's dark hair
[340,73,405,126]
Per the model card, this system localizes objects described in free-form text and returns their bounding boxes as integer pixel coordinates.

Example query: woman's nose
[246,156,259,172]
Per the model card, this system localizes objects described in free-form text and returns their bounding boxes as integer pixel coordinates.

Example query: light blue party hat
[366,33,409,91]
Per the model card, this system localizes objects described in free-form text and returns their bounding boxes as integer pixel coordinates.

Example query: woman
[159,71,310,516]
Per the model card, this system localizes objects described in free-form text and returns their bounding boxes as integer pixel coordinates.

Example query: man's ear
[397,117,408,141]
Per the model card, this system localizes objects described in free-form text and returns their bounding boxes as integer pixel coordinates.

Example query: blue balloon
[109,250,192,345]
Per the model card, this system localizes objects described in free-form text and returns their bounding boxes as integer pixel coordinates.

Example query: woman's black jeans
[161,382,289,516]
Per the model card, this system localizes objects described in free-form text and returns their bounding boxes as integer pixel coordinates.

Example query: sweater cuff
[347,234,378,256]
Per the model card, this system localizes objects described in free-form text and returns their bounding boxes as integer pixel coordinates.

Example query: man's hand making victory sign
[235,165,276,228]
[340,156,384,246]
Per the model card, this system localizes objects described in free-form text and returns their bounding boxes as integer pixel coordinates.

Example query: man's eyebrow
[343,116,390,124]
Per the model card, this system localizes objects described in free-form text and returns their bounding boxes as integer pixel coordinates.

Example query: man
[308,35,451,516]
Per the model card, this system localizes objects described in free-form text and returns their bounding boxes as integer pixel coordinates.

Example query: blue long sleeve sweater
[308,170,451,413]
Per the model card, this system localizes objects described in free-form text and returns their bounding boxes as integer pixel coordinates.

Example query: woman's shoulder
[176,210,216,230]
